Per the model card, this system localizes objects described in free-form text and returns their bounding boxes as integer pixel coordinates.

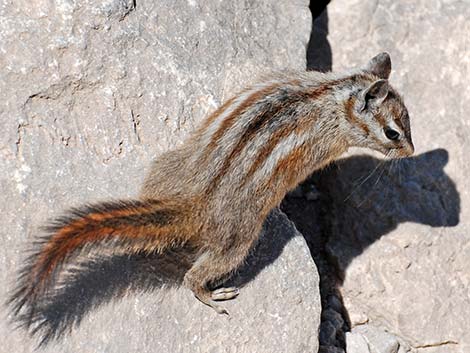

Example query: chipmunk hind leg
[183,245,251,315]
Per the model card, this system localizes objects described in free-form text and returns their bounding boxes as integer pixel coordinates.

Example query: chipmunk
[9,53,413,321]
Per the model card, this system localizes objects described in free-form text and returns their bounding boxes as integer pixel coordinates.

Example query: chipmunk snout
[394,139,414,158]
[404,141,415,156]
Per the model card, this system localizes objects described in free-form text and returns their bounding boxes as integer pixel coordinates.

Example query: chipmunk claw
[203,299,230,315]
[211,287,240,301]
[213,303,230,316]
[194,291,232,315]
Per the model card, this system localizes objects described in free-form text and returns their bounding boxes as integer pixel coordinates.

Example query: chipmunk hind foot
[211,287,240,301]
[184,272,240,315]
[191,286,240,315]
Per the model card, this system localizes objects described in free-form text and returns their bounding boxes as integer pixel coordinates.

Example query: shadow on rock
[307,0,332,72]
[19,209,296,346]
[320,148,459,273]
[281,148,460,349]
[22,249,191,346]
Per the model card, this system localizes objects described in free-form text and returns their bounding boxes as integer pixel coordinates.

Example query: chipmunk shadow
[318,148,459,273]
[282,148,460,342]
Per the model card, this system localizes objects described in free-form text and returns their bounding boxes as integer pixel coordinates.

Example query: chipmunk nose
[404,141,414,156]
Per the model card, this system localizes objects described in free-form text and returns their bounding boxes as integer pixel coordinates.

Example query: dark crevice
[283,1,350,351]
[307,1,332,72]
[281,172,350,352]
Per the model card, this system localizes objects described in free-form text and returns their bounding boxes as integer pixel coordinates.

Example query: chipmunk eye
[384,127,400,141]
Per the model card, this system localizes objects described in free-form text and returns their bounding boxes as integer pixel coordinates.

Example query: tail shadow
[10,209,296,346]
[16,248,193,346]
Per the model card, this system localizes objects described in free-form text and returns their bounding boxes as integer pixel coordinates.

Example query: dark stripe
[101,209,174,228]
[207,87,316,192]
[375,111,387,126]
[390,104,407,131]
[204,83,281,154]
[344,98,370,134]
[207,101,285,191]
[243,123,295,182]
[241,97,321,185]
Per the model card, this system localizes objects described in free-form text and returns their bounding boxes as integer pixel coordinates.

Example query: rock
[6,208,321,352]
[318,0,470,352]
[346,331,371,353]
[289,185,305,198]
[0,0,315,352]
[320,347,346,353]
[151,208,321,353]
[326,295,344,314]
[351,325,401,353]
[346,325,414,353]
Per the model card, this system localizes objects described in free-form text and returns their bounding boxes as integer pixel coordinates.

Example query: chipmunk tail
[7,199,188,329]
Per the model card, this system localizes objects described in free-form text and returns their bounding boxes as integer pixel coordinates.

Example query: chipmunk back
[9,53,413,326]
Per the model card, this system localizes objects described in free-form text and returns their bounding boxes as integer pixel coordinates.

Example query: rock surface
[321,1,470,352]
[0,1,316,352]
[346,325,411,353]
[7,208,320,353]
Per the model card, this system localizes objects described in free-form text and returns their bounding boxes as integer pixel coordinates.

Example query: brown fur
[9,53,414,324]
[206,83,282,153]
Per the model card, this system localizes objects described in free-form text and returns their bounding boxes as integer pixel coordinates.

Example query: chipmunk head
[346,52,414,158]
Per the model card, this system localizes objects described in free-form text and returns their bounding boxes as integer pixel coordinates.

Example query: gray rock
[4,208,321,352]
[346,331,371,353]
[320,0,470,352]
[346,326,412,353]
[346,325,415,353]
[352,325,400,353]
[0,0,316,352]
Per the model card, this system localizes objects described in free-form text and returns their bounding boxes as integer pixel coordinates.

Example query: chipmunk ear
[364,52,391,79]
[359,79,389,111]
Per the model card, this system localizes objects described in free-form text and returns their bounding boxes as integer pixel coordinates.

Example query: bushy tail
[8,199,187,323]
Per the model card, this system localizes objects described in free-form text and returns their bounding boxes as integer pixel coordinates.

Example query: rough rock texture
[0,1,317,352]
[346,325,411,353]
[321,1,470,352]
[7,208,320,353]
